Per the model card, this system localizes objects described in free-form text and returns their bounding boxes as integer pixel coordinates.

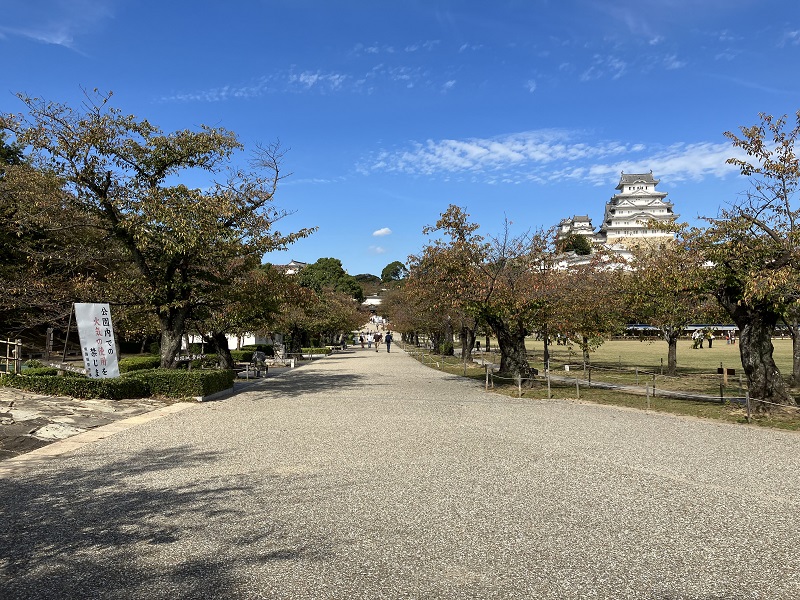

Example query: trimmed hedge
[22,367,61,377]
[119,355,162,373]
[189,354,218,369]
[302,347,332,355]
[241,344,274,357]
[230,350,255,363]
[0,373,150,400]
[1,368,235,400]
[127,368,235,398]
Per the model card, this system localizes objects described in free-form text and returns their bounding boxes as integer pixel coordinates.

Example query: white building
[599,171,677,243]
[557,171,678,255]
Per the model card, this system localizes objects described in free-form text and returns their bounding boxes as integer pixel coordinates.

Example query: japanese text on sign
[74,303,120,379]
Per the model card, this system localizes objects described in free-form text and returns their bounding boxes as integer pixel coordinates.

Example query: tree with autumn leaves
[1,90,313,367]
[679,110,800,408]
[400,206,559,378]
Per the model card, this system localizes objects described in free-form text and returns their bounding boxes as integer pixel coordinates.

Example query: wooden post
[516,374,522,398]
[546,368,551,399]
[62,304,74,364]
[746,392,751,423]
[485,365,489,391]
[646,384,650,410]
[575,376,580,399]
[652,373,656,397]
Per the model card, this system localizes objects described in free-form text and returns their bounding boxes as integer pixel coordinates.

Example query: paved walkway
[1,345,799,598]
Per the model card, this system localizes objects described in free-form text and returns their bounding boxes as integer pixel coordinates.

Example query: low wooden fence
[2,338,23,374]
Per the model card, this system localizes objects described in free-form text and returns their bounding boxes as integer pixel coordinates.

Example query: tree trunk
[663,327,679,376]
[208,331,234,370]
[157,306,190,368]
[485,316,533,379]
[460,326,476,361]
[286,326,303,354]
[542,324,550,371]
[789,319,800,385]
[718,294,795,409]
[159,328,183,368]
[581,335,590,366]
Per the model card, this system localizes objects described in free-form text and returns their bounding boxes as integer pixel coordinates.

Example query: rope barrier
[401,342,800,416]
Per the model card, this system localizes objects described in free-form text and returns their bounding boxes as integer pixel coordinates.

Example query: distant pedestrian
[373,332,382,352]
[359,334,365,349]
[708,332,714,348]
[367,335,372,349]
[385,332,393,353]
[691,330,701,349]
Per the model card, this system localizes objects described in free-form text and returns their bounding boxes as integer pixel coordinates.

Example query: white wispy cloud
[580,55,627,81]
[663,54,686,70]
[525,79,537,93]
[362,130,743,187]
[404,40,440,52]
[163,61,447,102]
[288,70,348,91]
[369,246,387,254]
[373,228,392,237]
[0,0,114,49]
[782,30,800,46]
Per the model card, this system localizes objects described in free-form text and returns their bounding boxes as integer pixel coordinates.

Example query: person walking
[373,331,382,352]
[359,334,365,349]
[385,331,393,353]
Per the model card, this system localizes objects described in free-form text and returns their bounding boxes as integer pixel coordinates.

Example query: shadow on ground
[261,362,371,398]
[0,445,330,599]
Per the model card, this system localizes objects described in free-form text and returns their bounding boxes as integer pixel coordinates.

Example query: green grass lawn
[402,337,800,431]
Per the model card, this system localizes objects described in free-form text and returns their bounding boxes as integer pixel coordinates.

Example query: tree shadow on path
[0,445,331,599]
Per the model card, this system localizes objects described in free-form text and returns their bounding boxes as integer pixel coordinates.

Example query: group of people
[358,330,394,352]
[691,329,736,348]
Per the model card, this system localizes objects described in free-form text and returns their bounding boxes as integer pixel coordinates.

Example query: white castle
[557,171,678,253]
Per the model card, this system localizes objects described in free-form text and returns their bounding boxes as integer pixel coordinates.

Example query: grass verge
[403,343,800,432]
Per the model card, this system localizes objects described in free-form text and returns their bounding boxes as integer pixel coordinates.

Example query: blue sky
[3,0,799,276]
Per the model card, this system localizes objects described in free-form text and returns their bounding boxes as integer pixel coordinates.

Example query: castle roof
[616,171,659,190]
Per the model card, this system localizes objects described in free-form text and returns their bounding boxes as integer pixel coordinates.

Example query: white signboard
[75,303,120,378]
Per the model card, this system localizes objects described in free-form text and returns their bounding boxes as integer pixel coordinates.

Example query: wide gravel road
[1,345,799,599]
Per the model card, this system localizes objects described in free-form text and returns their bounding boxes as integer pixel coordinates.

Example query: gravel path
[1,345,799,599]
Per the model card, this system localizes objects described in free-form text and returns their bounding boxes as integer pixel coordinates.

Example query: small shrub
[439,342,454,356]
[119,355,161,373]
[24,359,44,369]
[0,373,149,399]
[128,368,234,398]
[149,342,161,356]
[188,354,218,369]
[302,347,331,355]
[22,367,60,377]
[230,350,255,363]
[241,344,274,356]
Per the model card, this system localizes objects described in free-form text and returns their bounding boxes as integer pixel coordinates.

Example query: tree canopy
[1,90,313,367]
[298,257,364,302]
[381,260,408,283]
